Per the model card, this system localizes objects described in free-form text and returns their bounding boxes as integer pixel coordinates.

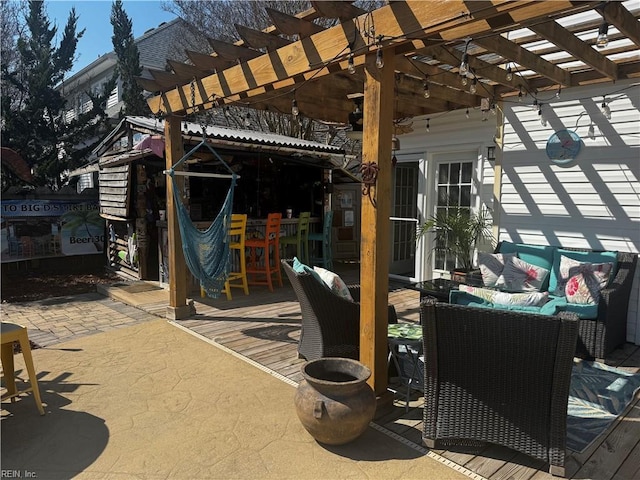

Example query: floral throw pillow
[557,255,613,304]
[496,256,549,292]
[313,266,354,302]
[492,290,549,307]
[478,252,516,287]
[458,284,548,306]
[458,284,497,302]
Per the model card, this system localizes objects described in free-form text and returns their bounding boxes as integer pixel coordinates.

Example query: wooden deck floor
[102,263,640,480]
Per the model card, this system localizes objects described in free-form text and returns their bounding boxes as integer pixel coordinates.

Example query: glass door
[389,162,419,279]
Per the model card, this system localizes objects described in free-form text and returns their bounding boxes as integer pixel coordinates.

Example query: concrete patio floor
[1,296,468,480]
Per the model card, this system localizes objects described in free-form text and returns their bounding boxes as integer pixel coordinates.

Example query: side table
[387,323,423,411]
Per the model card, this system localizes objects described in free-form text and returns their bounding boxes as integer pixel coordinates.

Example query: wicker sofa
[420,298,579,477]
[282,259,397,361]
[449,242,638,359]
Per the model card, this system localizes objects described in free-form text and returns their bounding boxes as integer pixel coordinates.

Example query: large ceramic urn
[294,357,376,445]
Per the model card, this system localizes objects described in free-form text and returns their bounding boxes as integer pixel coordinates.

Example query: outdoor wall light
[487,146,496,161]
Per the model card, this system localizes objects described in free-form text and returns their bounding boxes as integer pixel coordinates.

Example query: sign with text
[1,198,104,262]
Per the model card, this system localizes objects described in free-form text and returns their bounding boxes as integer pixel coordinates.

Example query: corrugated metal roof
[126,116,344,154]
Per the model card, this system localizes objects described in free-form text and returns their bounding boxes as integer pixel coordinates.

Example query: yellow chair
[280,211,311,264]
[246,212,283,292]
[221,214,249,300]
[1,322,45,415]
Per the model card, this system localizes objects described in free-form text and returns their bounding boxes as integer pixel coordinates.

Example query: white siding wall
[501,81,640,344]
[397,80,640,345]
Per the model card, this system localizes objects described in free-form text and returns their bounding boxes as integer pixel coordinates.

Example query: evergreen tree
[111,0,148,116]
[1,0,114,190]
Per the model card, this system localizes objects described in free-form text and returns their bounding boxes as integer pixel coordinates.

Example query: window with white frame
[433,160,472,271]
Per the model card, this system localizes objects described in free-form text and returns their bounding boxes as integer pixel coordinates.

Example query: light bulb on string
[423,79,430,98]
[244,114,251,128]
[555,86,562,99]
[347,53,356,74]
[518,86,523,102]
[532,98,538,111]
[459,41,470,76]
[601,99,611,119]
[465,108,470,119]
[506,65,513,81]
[291,98,299,117]
[596,21,609,48]
[470,78,477,94]
[490,103,497,116]
[375,46,384,69]
[588,123,595,139]
[426,118,430,132]
[538,104,547,127]
[461,75,468,86]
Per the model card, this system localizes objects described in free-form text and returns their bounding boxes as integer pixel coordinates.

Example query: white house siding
[394,80,639,345]
[500,81,639,344]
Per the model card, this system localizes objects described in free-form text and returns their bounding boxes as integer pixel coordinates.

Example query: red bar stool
[1,322,45,415]
[245,213,283,292]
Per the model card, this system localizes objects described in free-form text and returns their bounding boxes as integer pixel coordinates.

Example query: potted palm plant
[417,207,493,283]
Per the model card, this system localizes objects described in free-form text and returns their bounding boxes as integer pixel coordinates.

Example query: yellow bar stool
[222,213,249,300]
[280,211,311,264]
[1,322,45,415]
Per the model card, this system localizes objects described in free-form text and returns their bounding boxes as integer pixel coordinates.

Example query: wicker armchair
[420,298,578,477]
[282,259,397,361]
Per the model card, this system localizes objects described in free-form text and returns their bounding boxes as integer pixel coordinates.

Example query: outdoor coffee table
[410,278,461,302]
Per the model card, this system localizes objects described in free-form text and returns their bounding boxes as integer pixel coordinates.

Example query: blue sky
[45,0,177,76]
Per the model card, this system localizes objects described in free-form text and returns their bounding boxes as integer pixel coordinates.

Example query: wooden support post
[491,101,504,244]
[164,115,192,320]
[359,49,394,399]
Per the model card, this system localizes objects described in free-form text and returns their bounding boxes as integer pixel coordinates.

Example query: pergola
[142,0,640,399]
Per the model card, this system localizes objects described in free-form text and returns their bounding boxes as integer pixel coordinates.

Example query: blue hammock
[167,139,238,298]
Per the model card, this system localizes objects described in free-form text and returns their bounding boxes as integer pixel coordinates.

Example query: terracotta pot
[294,357,376,445]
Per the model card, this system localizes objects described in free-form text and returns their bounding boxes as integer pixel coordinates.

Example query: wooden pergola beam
[235,24,292,51]
[265,7,325,38]
[310,0,365,21]
[473,34,572,87]
[168,60,214,80]
[148,1,584,117]
[186,50,235,72]
[149,68,190,90]
[528,20,618,80]
[207,38,262,62]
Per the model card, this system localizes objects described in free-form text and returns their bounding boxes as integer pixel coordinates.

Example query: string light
[459,39,470,76]
[532,98,538,111]
[490,103,497,116]
[347,53,356,74]
[538,104,547,126]
[244,113,251,127]
[423,78,430,98]
[470,78,477,95]
[555,86,562,99]
[375,38,384,69]
[426,118,430,132]
[588,123,595,139]
[596,20,609,48]
[601,97,611,119]
[291,98,299,116]
[461,76,468,86]
[465,108,470,119]
[518,86,523,102]
[506,65,513,81]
